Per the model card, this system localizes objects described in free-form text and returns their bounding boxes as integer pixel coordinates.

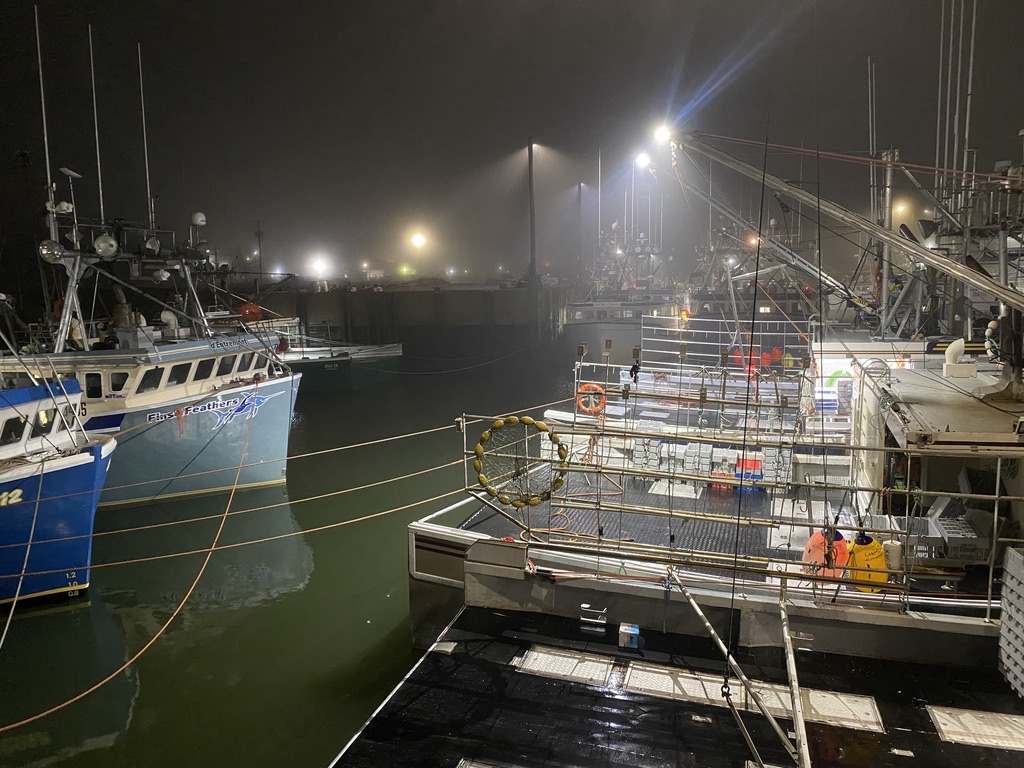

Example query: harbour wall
[262,284,568,362]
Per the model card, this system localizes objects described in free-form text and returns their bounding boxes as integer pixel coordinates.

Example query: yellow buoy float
[846,532,888,592]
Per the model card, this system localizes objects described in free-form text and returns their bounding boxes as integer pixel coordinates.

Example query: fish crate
[936,518,990,565]
[864,515,946,564]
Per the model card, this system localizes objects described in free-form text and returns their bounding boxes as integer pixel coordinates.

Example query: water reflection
[95,486,314,614]
[0,486,312,763]
[0,598,138,766]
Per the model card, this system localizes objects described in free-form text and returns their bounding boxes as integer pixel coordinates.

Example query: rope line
[0,381,261,732]
[0,485,461,733]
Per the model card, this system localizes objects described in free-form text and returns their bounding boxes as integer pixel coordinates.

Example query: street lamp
[411,232,426,249]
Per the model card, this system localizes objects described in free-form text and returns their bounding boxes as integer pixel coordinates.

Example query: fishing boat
[347,129,1024,763]
[0,379,115,603]
[0,206,301,507]
[6,21,301,507]
[251,317,403,394]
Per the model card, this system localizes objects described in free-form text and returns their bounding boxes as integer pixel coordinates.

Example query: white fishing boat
[393,132,1024,766]
[1,217,301,507]
[4,23,301,507]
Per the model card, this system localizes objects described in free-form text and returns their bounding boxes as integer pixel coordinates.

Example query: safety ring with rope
[576,382,606,415]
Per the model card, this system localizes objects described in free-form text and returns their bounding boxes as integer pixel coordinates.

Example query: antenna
[89,25,105,224]
[34,5,56,240]
[138,43,154,229]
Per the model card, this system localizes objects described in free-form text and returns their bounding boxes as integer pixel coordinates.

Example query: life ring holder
[576,382,607,415]
[472,415,569,508]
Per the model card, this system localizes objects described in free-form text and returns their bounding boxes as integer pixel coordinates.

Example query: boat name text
[210,340,249,350]
[147,398,242,423]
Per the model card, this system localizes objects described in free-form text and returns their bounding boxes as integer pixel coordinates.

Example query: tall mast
[89,25,105,224]
[138,43,154,229]
[34,5,56,240]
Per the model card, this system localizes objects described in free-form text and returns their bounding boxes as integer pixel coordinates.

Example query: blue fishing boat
[0,379,115,603]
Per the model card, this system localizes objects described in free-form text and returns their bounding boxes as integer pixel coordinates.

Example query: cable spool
[847,532,888,592]
[576,383,606,415]
[473,415,569,507]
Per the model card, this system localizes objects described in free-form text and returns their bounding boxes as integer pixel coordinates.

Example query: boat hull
[88,374,301,506]
[288,355,402,393]
[0,440,114,603]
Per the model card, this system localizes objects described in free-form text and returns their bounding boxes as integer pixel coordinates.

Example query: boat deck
[458,474,799,582]
[333,606,1024,767]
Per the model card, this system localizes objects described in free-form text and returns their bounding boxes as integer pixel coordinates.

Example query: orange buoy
[802,528,849,578]
[576,383,607,415]
[236,303,263,323]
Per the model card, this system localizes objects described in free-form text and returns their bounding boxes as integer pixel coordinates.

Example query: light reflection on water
[0,344,569,767]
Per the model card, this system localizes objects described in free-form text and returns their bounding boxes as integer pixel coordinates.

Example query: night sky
[1,1,1021,284]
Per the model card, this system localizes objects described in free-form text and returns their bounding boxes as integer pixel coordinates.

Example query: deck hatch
[927,706,1024,751]
[624,662,884,732]
[515,646,613,686]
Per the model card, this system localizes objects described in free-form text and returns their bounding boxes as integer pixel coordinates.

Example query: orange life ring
[576,383,606,415]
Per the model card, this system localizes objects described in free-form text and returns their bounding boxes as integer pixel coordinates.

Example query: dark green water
[0,343,572,767]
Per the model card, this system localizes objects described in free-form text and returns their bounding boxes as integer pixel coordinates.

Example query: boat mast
[138,43,155,230]
[89,25,105,224]
[33,5,56,241]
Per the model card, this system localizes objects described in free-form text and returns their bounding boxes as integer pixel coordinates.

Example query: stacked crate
[1000,548,1024,699]
[660,442,686,475]
[683,443,713,479]
[761,446,793,485]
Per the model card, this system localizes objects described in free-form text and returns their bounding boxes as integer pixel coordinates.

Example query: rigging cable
[721,4,775,739]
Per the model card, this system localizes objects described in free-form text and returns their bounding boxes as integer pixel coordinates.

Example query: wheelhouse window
[56,404,76,432]
[167,362,192,386]
[193,358,215,381]
[109,371,130,392]
[136,367,165,394]
[254,355,269,371]
[31,408,56,438]
[0,416,26,446]
[85,372,102,399]
[238,352,254,372]
[216,355,236,377]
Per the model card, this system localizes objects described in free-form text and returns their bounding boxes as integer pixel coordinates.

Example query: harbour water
[0,342,571,767]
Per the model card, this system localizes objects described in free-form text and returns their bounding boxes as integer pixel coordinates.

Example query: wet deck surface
[460,473,801,580]
[334,607,1024,767]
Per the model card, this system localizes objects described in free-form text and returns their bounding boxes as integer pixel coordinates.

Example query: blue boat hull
[0,442,113,603]
[89,374,301,506]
